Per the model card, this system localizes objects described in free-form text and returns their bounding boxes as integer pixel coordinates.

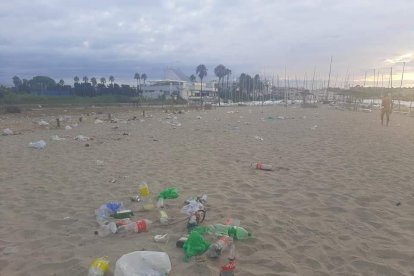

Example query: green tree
[100,77,106,85]
[12,76,22,89]
[74,76,79,84]
[58,79,64,86]
[190,74,196,82]
[109,75,115,85]
[134,73,140,91]
[141,73,147,86]
[82,76,88,84]
[196,64,207,106]
[90,77,97,87]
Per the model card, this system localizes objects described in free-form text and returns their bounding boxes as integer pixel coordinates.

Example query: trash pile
[89,181,253,275]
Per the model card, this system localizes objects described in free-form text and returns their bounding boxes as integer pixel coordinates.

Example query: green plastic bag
[158,187,179,199]
[183,230,210,261]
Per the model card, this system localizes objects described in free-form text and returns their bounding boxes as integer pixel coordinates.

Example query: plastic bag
[181,200,203,216]
[183,229,210,261]
[114,251,171,276]
[95,201,123,224]
[158,187,179,199]
[29,140,46,149]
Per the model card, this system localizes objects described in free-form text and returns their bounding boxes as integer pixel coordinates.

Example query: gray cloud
[1,0,414,86]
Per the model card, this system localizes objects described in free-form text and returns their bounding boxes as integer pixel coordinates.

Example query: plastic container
[207,224,232,236]
[207,235,233,258]
[114,251,171,276]
[29,140,46,149]
[88,256,109,276]
[139,181,153,210]
[97,222,117,237]
[112,210,134,219]
[228,226,251,240]
[252,163,273,171]
[122,219,151,233]
[159,210,169,225]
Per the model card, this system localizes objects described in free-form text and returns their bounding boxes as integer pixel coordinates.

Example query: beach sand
[1,105,413,276]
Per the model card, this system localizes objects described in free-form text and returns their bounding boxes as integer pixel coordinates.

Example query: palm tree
[134,73,140,91]
[141,73,147,86]
[190,74,196,82]
[90,77,97,87]
[82,76,88,84]
[109,75,114,86]
[74,76,79,84]
[196,64,207,106]
[214,64,226,106]
[58,79,64,86]
[100,77,106,85]
[225,68,232,101]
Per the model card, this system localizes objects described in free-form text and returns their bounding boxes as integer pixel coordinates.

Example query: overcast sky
[1,0,414,86]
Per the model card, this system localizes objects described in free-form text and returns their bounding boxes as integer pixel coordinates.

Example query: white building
[141,68,217,102]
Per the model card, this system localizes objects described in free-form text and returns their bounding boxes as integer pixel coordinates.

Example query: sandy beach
[1,104,414,276]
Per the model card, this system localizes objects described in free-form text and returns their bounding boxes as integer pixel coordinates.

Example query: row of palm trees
[74,75,115,87]
[73,73,148,90]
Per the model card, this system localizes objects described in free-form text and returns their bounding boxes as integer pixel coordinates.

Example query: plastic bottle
[228,226,251,240]
[29,140,46,149]
[220,245,236,276]
[112,210,134,219]
[156,197,164,208]
[159,210,169,225]
[207,224,232,236]
[252,163,273,171]
[207,235,233,258]
[139,181,153,210]
[97,222,117,237]
[122,219,152,233]
[88,256,109,276]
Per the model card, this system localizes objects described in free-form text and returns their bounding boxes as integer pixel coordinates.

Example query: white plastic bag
[3,128,13,135]
[29,140,46,149]
[114,251,171,276]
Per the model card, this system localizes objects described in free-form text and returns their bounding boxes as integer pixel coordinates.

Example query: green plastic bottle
[228,226,251,240]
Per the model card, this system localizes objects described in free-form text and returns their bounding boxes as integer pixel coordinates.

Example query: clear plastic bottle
[122,219,152,233]
[251,163,273,171]
[220,245,236,276]
[97,222,117,237]
[88,256,109,276]
[207,224,231,236]
[207,235,233,258]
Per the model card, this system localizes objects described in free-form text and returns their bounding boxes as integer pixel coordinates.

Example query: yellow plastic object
[139,182,150,197]
[90,256,109,273]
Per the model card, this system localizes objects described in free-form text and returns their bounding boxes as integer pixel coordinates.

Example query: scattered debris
[65,125,72,130]
[29,140,46,149]
[254,136,264,141]
[38,120,49,126]
[75,135,90,142]
[96,160,104,166]
[94,119,104,124]
[3,128,13,135]
[310,125,318,130]
[51,135,65,141]
[396,202,401,206]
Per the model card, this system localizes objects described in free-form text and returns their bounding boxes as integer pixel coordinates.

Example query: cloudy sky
[1,0,414,86]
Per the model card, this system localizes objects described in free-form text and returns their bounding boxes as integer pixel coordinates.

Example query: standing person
[381,93,392,126]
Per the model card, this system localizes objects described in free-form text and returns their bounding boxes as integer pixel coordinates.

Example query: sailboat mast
[325,56,333,100]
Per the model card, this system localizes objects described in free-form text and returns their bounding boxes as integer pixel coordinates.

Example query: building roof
[164,68,190,82]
